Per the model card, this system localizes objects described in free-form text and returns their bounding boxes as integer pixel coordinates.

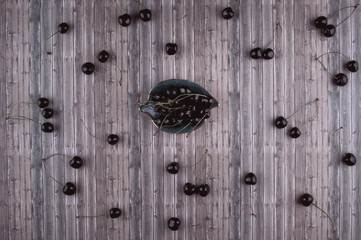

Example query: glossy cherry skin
[37,98,49,108]
[300,193,313,206]
[97,50,110,63]
[41,108,54,119]
[62,182,76,195]
[166,43,178,55]
[250,48,262,59]
[166,162,180,174]
[139,9,152,22]
[333,73,348,86]
[222,7,234,20]
[69,156,83,169]
[184,183,197,195]
[58,23,70,34]
[274,116,288,129]
[262,48,274,60]
[109,208,122,218]
[314,16,327,29]
[244,173,257,185]
[345,60,358,72]
[41,122,54,133]
[342,153,357,166]
[81,62,95,75]
[289,127,301,138]
[107,134,119,145]
[168,217,181,231]
[118,14,131,27]
[322,25,336,37]
[197,184,210,197]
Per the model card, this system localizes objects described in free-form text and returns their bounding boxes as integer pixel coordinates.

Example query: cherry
[322,25,336,37]
[299,193,313,206]
[262,48,274,60]
[41,122,54,133]
[222,7,234,20]
[289,127,301,138]
[97,50,110,63]
[345,60,358,72]
[250,48,262,59]
[166,43,178,55]
[244,173,257,185]
[197,184,210,197]
[107,134,119,145]
[168,217,181,231]
[274,116,288,129]
[41,108,54,119]
[58,22,70,34]
[342,153,357,166]
[69,156,83,169]
[109,208,122,218]
[62,182,76,195]
[314,16,327,28]
[183,183,197,195]
[118,14,131,27]
[167,162,180,174]
[37,98,49,108]
[81,62,95,75]
[139,9,151,22]
[333,73,348,86]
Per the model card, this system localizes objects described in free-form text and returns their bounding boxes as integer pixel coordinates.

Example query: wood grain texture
[2,0,361,239]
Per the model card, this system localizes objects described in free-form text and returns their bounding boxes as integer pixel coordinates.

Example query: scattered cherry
[109,208,122,218]
[314,16,327,29]
[37,98,49,108]
[166,162,180,174]
[58,22,70,34]
[41,122,54,133]
[333,73,348,86]
[322,25,336,37]
[69,156,83,169]
[183,183,197,196]
[289,127,301,138]
[274,116,288,129]
[139,9,152,22]
[262,48,274,60]
[97,50,110,63]
[107,134,119,145]
[197,184,210,197]
[118,14,131,27]
[342,153,357,166]
[168,217,181,231]
[62,182,76,195]
[166,43,178,55]
[250,48,262,59]
[300,193,313,206]
[222,7,234,20]
[81,62,95,75]
[345,60,358,72]
[244,173,257,185]
[41,108,54,119]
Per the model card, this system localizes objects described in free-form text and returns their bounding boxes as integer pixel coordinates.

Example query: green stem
[7,102,36,117]
[172,14,187,43]
[312,203,337,233]
[80,119,103,141]
[263,22,282,50]
[175,122,191,134]
[286,98,319,120]
[42,153,68,161]
[6,115,41,125]
[76,214,107,219]
[42,161,63,186]
[44,30,60,54]
[299,99,319,130]
[250,186,256,216]
[332,126,344,154]
[316,51,351,61]
[315,58,337,80]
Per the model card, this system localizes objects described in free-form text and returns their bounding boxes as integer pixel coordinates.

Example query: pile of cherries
[150,86,215,130]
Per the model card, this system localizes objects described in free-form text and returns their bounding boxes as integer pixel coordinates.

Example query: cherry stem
[311,203,337,233]
[182,149,209,168]
[44,30,60,55]
[331,4,359,27]
[159,110,176,129]
[113,0,124,15]
[80,119,103,141]
[250,186,256,216]
[6,115,41,125]
[133,0,145,9]
[76,215,107,219]
[193,151,213,183]
[110,63,123,86]
[315,58,338,80]
[332,126,344,155]
[92,69,119,84]
[161,120,183,128]
[172,14,187,43]
[175,122,191,134]
[263,21,282,50]
[316,51,351,61]
[42,160,64,187]
[299,98,319,130]
[187,112,209,138]
[42,153,68,162]
[184,217,210,228]
[7,102,36,117]
[286,98,319,120]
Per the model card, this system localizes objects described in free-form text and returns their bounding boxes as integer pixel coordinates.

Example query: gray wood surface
[2,0,361,239]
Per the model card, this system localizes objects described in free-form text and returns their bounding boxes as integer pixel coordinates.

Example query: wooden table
[1,0,360,239]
